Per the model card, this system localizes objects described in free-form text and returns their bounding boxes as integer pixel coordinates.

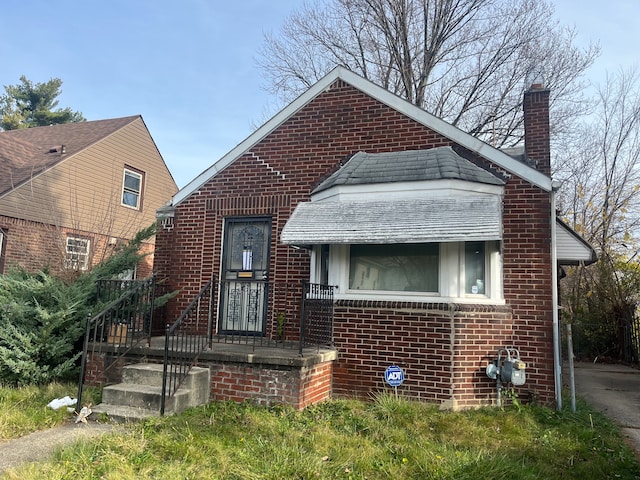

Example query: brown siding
[0,118,176,242]
[155,79,555,407]
[0,118,176,275]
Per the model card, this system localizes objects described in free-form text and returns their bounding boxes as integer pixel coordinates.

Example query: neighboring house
[152,67,595,409]
[0,116,177,278]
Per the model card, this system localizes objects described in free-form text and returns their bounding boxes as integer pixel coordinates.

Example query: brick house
[153,67,594,409]
[0,116,177,279]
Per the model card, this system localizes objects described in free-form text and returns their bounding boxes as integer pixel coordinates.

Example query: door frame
[218,216,272,336]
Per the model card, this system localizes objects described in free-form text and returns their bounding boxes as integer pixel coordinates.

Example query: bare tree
[257,0,598,147]
[557,68,640,362]
[557,68,640,252]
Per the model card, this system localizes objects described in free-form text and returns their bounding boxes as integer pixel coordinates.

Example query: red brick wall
[208,360,332,409]
[0,215,154,280]
[332,302,515,408]
[502,177,554,402]
[155,79,554,408]
[523,88,551,176]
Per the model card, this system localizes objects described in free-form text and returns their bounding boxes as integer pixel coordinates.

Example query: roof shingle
[312,146,505,194]
[0,116,139,195]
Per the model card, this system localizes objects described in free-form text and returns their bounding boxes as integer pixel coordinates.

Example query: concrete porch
[84,337,338,416]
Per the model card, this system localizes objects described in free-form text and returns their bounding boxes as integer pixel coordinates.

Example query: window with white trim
[122,168,144,209]
[465,241,486,294]
[318,240,502,302]
[349,243,439,292]
[64,236,91,271]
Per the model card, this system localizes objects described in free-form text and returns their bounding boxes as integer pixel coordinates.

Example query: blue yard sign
[384,365,405,387]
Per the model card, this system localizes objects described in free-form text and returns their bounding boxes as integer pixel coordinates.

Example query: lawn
[1,386,639,479]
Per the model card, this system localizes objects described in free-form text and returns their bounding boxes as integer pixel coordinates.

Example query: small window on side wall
[64,236,91,271]
[122,167,144,210]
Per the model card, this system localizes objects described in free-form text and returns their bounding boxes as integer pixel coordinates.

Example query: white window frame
[315,240,503,304]
[64,236,91,271]
[121,167,144,210]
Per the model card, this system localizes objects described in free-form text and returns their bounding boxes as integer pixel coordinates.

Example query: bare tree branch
[257,0,598,147]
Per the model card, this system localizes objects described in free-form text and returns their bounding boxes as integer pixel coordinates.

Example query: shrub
[0,224,158,386]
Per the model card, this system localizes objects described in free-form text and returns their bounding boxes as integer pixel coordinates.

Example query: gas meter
[486,347,526,386]
[500,349,526,386]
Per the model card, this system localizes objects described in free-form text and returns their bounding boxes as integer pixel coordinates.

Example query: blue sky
[1,1,638,188]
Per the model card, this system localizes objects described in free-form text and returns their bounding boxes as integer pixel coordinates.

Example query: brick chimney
[523,85,551,177]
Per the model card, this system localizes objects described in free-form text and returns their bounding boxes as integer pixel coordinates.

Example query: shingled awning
[281,195,502,245]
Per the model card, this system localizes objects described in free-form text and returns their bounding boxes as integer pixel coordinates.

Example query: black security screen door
[219,217,271,335]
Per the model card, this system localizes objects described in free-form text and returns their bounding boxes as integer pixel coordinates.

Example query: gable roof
[313,147,505,194]
[0,116,140,196]
[172,66,552,206]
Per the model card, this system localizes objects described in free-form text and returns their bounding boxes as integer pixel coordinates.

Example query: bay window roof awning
[281,195,502,245]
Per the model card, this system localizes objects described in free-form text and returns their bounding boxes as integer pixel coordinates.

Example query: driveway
[570,361,640,453]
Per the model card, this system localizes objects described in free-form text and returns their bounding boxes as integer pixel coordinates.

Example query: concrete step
[96,363,211,422]
[102,383,192,413]
[122,363,210,391]
[92,403,160,423]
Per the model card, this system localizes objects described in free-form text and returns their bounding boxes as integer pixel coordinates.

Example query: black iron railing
[161,278,214,415]
[76,275,157,411]
[210,280,335,355]
[300,282,336,354]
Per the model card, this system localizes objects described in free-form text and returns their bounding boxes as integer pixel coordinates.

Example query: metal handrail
[160,278,214,415]
[76,275,156,411]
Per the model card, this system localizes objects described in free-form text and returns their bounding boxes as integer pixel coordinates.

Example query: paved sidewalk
[570,361,640,454]
[0,420,118,476]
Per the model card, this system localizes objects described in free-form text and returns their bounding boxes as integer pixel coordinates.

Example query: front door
[219,217,271,335]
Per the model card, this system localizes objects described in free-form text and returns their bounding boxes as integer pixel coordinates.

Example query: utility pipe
[551,180,562,410]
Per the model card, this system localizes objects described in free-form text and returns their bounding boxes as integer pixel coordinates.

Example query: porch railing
[212,280,300,350]
[210,280,335,355]
[300,282,336,354]
[160,278,214,415]
[76,275,157,411]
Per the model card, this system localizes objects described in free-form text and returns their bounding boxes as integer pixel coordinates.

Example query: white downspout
[551,180,562,410]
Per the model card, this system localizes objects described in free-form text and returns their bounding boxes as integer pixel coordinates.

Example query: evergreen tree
[0,224,157,385]
[0,75,85,130]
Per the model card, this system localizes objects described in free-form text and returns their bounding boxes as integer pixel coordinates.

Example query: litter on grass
[47,396,77,410]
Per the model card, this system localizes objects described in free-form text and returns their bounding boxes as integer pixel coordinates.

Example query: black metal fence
[77,277,336,415]
[210,280,335,354]
[564,319,640,364]
[213,280,300,349]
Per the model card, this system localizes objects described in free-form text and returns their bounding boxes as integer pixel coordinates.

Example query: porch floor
[105,336,338,368]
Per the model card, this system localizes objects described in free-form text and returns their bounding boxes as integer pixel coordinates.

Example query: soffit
[556,219,597,265]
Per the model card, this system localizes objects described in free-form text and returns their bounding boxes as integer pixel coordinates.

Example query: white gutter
[551,180,562,410]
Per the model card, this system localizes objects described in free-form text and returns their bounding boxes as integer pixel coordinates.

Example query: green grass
[0,383,100,440]
[2,391,640,479]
